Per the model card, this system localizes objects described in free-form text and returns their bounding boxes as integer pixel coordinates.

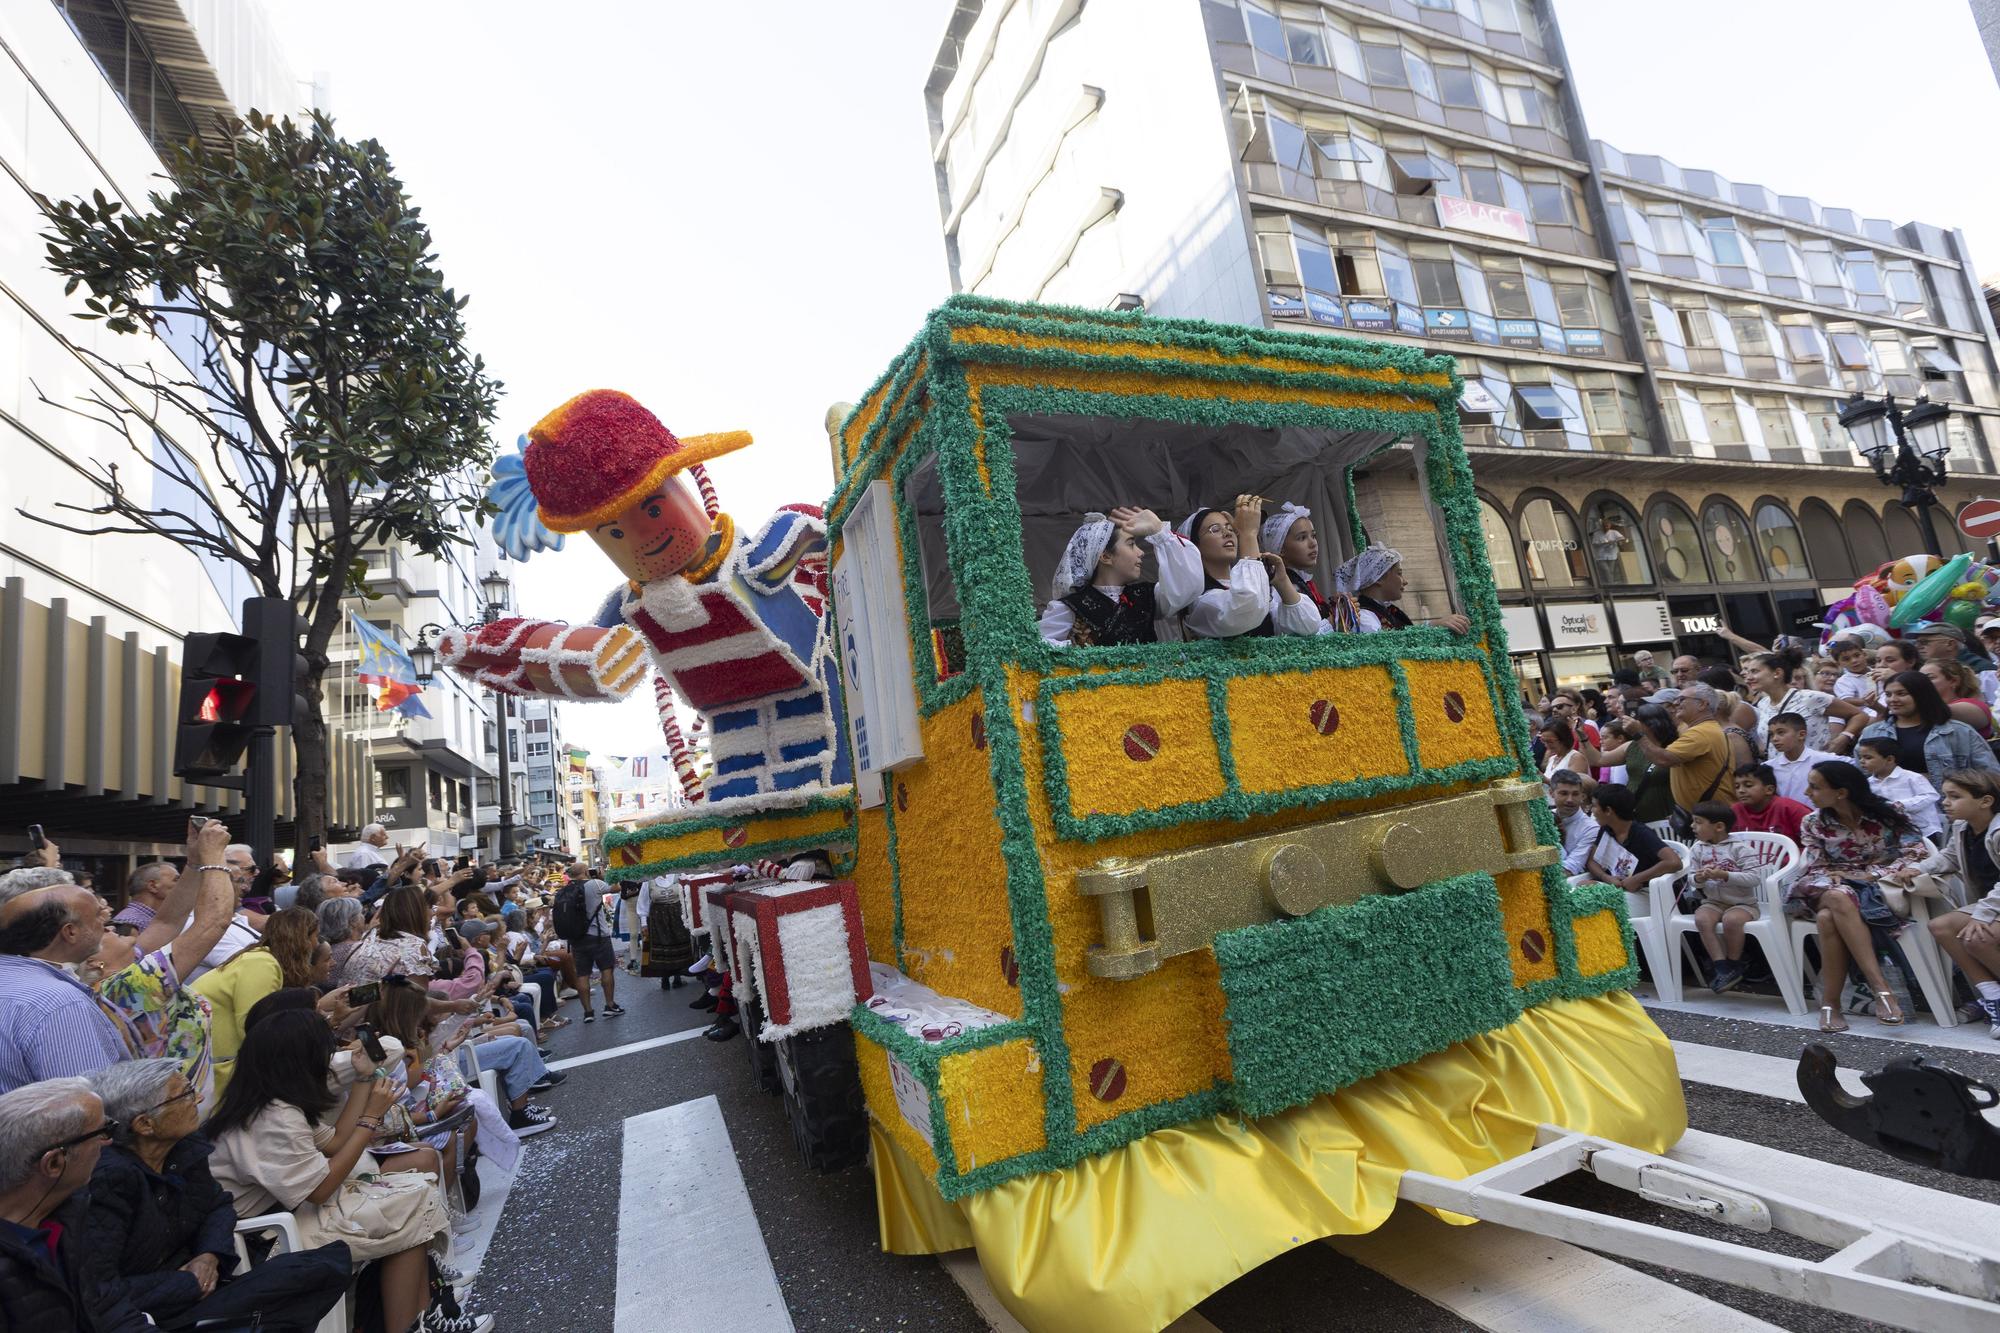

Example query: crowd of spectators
[0,819,633,1331]
[1529,613,2000,1036]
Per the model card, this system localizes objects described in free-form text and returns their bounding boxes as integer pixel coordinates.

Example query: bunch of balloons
[1820,552,2000,648]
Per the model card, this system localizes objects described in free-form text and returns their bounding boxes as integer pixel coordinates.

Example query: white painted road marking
[613,1095,793,1333]
[547,1026,706,1071]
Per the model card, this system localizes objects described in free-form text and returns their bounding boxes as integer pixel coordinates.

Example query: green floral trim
[881,773,907,971]
[1034,655,1515,843]
[602,792,854,851]
[605,832,858,883]
[1214,872,1521,1120]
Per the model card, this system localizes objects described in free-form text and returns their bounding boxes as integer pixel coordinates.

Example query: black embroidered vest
[1061,582,1159,646]
[1359,593,1412,631]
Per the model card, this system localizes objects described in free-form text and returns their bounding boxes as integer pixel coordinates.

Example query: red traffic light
[198,679,258,724]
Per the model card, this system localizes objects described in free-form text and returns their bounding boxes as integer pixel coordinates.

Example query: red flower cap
[524,389,751,533]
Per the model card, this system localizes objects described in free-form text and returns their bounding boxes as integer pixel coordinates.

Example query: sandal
[1818,1006,1849,1033]
[1871,990,1905,1026]
[541,1017,572,1030]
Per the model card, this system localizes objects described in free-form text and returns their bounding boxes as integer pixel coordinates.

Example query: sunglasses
[42,1118,119,1155]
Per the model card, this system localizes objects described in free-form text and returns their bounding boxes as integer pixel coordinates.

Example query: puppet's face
[589,476,711,583]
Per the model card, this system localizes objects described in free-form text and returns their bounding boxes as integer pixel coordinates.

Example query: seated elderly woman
[1335,543,1470,634]
[83,1058,350,1331]
[203,1008,493,1333]
[318,895,369,980]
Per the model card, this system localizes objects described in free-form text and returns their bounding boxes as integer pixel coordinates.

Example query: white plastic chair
[1660,832,1808,1015]
[1582,851,1682,1003]
[456,1041,502,1105]
[1899,890,1964,1028]
[233,1212,351,1333]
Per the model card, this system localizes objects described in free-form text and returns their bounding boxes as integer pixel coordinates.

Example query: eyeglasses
[141,1085,198,1116]
[41,1119,119,1155]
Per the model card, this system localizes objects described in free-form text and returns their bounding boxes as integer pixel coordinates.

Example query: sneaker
[1713,960,1745,994]
[450,1208,480,1235]
[421,1308,495,1333]
[604,1003,626,1017]
[433,1258,471,1286]
[1976,996,2000,1039]
[582,1012,596,1024]
[703,1015,741,1042]
[537,1046,555,1059]
[528,1070,567,1093]
[507,1106,557,1137]
[558,987,578,1000]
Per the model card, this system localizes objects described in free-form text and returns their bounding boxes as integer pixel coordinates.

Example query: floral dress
[1790,810,1928,911]
[96,948,215,1111]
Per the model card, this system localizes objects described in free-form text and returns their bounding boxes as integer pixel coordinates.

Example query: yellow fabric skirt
[872,990,1684,1333]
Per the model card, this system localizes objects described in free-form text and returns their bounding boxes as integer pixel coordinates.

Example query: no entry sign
[1959,498,2000,540]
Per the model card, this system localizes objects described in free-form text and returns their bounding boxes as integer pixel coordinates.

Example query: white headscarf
[1176,507,1222,541]
[1335,543,1402,597]
[1261,503,1308,560]
[1050,513,1116,600]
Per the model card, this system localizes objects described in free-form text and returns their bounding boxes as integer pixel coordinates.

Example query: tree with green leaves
[28,108,501,854]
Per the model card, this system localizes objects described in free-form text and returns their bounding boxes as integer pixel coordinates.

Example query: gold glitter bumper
[1078,778,1558,979]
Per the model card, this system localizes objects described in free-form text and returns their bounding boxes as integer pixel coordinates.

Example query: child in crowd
[1177,496,1323,638]
[1731,763,1812,845]
[1855,735,1945,842]
[1830,638,1878,710]
[1684,801,1765,993]
[1039,507,1203,647]
[1261,502,1362,632]
[1765,712,1852,803]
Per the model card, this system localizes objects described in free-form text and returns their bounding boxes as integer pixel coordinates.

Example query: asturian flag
[351,613,432,718]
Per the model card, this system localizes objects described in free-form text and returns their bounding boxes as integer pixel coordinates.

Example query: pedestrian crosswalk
[584,1014,2000,1333]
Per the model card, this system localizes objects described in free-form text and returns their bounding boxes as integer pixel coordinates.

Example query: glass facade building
[925,0,2000,692]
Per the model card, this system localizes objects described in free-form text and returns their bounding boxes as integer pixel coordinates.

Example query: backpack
[552,881,590,941]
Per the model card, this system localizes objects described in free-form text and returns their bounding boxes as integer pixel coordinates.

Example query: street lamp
[1838,391,1954,555]
[409,567,518,858]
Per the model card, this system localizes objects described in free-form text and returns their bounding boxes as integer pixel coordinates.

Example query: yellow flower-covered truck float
[595,295,1694,1330]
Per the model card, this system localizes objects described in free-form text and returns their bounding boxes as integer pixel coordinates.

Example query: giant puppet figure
[439,389,848,801]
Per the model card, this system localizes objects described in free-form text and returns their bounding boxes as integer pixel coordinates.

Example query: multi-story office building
[926,0,2000,695]
[0,0,368,881]
[517,696,583,855]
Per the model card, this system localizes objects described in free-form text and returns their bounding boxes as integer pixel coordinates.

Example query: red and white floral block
[702,879,872,1041]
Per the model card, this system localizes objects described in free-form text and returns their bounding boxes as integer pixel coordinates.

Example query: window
[1703,218,1745,266]
[1803,246,1843,288]
[1413,256,1461,306]
[1553,283,1596,328]
[1502,83,1546,129]
[1916,345,1963,375]
[1514,385,1571,430]
[1264,111,1309,172]
[1403,50,1439,102]
[380,767,412,810]
[1754,238,1799,276]
[1781,323,1827,362]
[1581,498,1650,584]
[1481,0,1522,32]
[1844,251,1883,297]
[1581,389,1627,439]
[1728,313,1772,356]
[1313,135,1371,180]
[1283,21,1327,65]
[1701,502,1762,583]
[1437,66,1482,108]
[1296,234,1339,295]
[1647,500,1709,584]
[1828,332,1874,370]
[1258,231,1299,285]
[1482,257,1533,318]
[1526,181,1568,225]
[526,717,550,734]
[1757,405,1798,451]
[1887,265,1926,311]
[1361,44,1408,87]
[1698,390,1743,443]
[1677,307,1720,348]
[528,740,551,759]
[1479,498,1523,592]
[1518,498,1590,589]
[1459,166,1505,206]
[1245,3,1286,59]
[1389,152,1449,195]
[1753,503,1810,580]
[1646,206,1693,256]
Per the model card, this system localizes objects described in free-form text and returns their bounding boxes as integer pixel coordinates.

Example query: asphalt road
[469,971,2000,1333]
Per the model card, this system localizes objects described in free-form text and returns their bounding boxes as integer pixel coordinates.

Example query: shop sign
[1545,600,1613,648]
[1395,301,1425,335]
[1786,603,1829,635]
[1304,291,1346,326]
[1678,614,1722,635]
[1267,289,1305,319]
[1467,310,1499,345]
[1424,308,1474,341]
[1500,605,1546,653]
[1564,327,1606,356]
[1435,195,1533,244]
[1497,318,1540,348]
[1345,298,1394,330]
[1539,322,1567,353]
[1612,599,1673,643]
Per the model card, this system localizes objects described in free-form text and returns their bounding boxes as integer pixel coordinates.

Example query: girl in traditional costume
[1261,502,1360,634]
[1039,508,1203,647]
[1336,542,1471,634]
[1177,494,1323,639]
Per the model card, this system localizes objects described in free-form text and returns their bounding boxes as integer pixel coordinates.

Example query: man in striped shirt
[0,876,127,1094]
[109,861,176,932]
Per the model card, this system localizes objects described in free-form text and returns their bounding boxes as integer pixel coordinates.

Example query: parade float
[445,297,1999,1333]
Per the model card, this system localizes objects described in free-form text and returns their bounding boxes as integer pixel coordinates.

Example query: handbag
[312,1169,450,1262]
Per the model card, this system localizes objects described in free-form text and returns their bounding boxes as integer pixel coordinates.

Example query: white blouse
[1038,531,1205,646]
[1751,688,1840,752]
[1184,558,1324,639]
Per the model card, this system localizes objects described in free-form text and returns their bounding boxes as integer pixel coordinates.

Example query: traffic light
[173,632,259,781]
[172,597,309,782]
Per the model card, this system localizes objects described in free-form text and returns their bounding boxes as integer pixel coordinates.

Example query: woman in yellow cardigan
[191,907,329,1097]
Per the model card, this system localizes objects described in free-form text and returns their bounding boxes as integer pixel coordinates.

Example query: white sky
[260,0,2000,759]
